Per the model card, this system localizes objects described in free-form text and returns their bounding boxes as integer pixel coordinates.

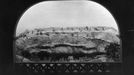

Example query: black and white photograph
[15,1,121,63]
[0,0,133,74]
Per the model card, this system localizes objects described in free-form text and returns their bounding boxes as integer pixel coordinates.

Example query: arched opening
[14,0,121,63]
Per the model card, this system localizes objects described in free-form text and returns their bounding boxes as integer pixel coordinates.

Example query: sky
[16,0,119,36]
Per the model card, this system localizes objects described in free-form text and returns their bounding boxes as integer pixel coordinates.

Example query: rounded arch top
[16,0,119,36]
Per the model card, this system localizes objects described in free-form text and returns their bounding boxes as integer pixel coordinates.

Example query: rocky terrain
[15,26,121,63]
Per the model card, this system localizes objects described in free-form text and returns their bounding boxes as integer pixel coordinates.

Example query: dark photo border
[0,0,131,75]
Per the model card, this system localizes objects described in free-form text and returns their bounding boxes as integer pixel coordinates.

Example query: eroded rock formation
[15,26,121,62]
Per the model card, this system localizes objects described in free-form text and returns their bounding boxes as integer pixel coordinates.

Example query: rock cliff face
[15,26,121,62]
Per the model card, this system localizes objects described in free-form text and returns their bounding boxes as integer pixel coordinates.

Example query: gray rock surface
[15,26,120,62]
